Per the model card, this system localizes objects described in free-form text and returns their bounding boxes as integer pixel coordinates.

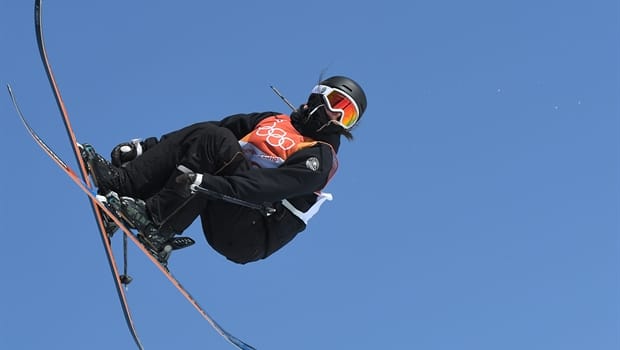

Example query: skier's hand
[175,173,196,185]
[175,172,204,192]
[111,137,157,166]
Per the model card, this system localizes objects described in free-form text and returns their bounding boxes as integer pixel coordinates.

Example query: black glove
[175,172,202,188]
[110,137,158,166]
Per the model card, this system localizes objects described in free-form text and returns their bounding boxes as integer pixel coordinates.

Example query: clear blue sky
[1,1,619,349]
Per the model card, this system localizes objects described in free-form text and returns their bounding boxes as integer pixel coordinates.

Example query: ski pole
[190,184,276,216]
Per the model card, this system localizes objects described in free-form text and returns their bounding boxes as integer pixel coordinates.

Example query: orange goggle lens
[311,85,360,129]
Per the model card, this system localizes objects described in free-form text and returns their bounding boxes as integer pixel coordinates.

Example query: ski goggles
[311,85,360,129]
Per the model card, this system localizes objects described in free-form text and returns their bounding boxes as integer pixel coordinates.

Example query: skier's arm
[214,112,279,138]
[196,143,335,203]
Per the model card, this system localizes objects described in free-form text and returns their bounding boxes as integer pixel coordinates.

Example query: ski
[8,85,257,350]
[34,0,144,347]
[9,1,258,349]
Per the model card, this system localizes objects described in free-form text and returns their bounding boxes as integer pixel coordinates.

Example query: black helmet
[320,76,367,118]
[291,75,367,140]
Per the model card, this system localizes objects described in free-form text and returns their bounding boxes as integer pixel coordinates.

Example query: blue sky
[1,0,619,349]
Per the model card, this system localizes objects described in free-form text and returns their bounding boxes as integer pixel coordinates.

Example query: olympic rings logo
[255,122,296,150]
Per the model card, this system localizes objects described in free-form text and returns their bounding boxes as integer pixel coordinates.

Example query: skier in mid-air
[82,75,367,265]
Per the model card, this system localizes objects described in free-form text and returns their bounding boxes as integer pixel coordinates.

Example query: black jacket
[165,112,340,263]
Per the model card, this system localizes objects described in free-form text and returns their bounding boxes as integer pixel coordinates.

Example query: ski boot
[119,196,195,268]
[168,236,196,250]
[79,143,127,237]
[98,192,194,266]
[117,196,171,265]
[136,234,196,269]
[79,143,126,193]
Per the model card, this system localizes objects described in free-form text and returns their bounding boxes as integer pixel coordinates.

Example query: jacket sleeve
[215,112,279,139]
[155,112,278,142]
[197,143,335,204]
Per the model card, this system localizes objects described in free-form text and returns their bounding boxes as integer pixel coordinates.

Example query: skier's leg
[83,122,234,198]
[123,124,249,249]
[121,121,250,198]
